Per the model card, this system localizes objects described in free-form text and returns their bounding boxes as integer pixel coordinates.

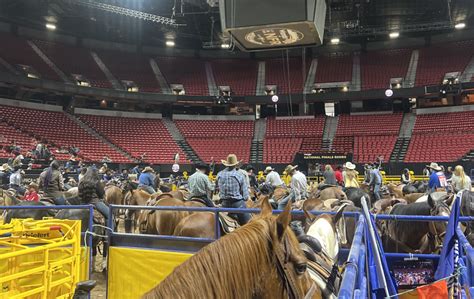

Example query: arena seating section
[334,113,403,163]
[0,122,34,159]
[175,120,254,163]
[264,117,325,163]
[34,40,112,88]
[415,41,474,86]
[405,111,474,162]
[0,32,60,81]
[210,59,258,96]
[0,105,130,162]
[314,54,353,83]
[77,115,184,164]
[155,57,208,96]
[265,58,307,94]
[360,49,411,90]
[96,50,160,93]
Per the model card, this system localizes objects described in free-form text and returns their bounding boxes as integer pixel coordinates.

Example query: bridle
[428,203,449,251]
[274,234,318,299]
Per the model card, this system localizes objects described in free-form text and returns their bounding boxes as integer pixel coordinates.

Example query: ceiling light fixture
[45,23,56,30]
[330,38,340,45]
[455,23,466,29]
[221,43,230,49]
[166,40,175,47]
[389,32,399,39]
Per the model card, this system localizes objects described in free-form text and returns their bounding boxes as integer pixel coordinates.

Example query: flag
[416,280,449,299]
[366,212,398,298]
[434,194,461,280]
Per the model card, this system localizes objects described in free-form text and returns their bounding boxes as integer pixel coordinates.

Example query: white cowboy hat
[221,154,240,167]
[344,162,356,170]
[264,166,274,174]
[284,165,298,174]
[142,166,155,173]
[1,163,11,171]
[427,162,442,171]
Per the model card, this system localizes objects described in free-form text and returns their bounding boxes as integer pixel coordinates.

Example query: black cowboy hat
[195,162,210,171]
[245,165,255,172]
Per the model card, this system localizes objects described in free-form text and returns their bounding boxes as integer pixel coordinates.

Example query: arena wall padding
[107,247,192,299]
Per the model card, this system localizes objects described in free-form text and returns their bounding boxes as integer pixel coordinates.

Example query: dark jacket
[323,170,337,185]
[39,168,64,198]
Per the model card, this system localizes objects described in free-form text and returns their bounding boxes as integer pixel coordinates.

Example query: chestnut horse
[142,199,320,299]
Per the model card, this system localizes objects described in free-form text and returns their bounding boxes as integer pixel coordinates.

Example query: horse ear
[427,194,435,208]
[260,196,273,217]
[303,208,316,222]
[276,202,291,240]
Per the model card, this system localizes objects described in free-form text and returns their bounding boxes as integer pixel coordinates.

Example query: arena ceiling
[0,0,473,49]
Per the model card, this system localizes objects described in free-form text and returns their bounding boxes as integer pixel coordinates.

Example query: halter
[274,235,318,299]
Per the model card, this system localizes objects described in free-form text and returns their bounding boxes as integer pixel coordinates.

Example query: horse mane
[142,214,289,299]
[392,201,432,215]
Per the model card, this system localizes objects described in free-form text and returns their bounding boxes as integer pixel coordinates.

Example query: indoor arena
[1,0,474,298]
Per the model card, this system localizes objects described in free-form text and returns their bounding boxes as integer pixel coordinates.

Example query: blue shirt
[429,171,447,191]
[216,168,249,201]
[138,172,155,187]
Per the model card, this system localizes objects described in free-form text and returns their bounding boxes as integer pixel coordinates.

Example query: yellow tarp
[107,247,193,299]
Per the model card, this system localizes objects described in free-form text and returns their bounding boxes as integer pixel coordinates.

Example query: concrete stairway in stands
[28,41,71,83]
[250,118,266,164]
[404,50,419,88]
[389,113,416,162]
[322,116,338,151]
[65,112,136,162]
[91,51,122,90]
[351,53,361,91]
[304,58,318,93]
[461,55,474,82]
[150,58,172,94]
[205,62,218,96]
[256,61,266,96]
[162,118,201,163]
[461,149,474,162]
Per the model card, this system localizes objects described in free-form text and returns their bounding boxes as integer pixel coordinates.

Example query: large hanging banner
[293,153,352,175]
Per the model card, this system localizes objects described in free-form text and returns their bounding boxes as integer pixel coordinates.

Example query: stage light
[389,32,399,39]
[455,23,466,29]
[221,43,230,49]
[46,23,56,30]
[271,95,279,103]
[165,40,175,47]
[330,38,340,45]
[385,89,393,97]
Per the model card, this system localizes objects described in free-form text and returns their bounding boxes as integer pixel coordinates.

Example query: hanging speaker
[219,0,326,51]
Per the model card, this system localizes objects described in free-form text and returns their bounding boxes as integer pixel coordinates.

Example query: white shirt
[291,171,308,200]
[265,171,284,187]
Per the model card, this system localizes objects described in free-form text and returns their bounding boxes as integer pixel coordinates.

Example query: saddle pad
[219,213,240,234]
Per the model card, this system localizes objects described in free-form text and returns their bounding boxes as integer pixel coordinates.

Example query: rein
[274,236,317,299]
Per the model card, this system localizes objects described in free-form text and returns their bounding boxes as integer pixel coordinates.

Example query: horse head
[427,193,451,248]
[259,199,317,299]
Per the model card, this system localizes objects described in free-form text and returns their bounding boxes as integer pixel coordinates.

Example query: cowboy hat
[344,162,356,170]
[195,162,210,171]
[284,165,298,174]
[245,165,255,172]
[142,166,155,173]
[28,182,39,191]
[1,163,11,171]
[221,154,240,167]
[264,166,274,174]
[427,162,442,171]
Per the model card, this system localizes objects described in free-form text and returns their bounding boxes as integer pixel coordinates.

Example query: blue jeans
[278,190,296,210]
[373,184,381,201]
[140,185,155,194]
[94,200,110,220]
[221,200,251,225]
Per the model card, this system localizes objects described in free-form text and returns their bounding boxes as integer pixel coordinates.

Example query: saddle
[218,213,240,234]
[189,197,210,207]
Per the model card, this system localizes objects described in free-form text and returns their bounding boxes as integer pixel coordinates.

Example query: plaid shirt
[188,171,214,198]
[216,167,249,201]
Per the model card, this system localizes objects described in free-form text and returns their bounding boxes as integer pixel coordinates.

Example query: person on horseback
[0,163,12,188]
[78,167,110,221]
[343,162,359,188]
[401,168,412,184]
[264,166,284,187]
[451,165,472,193]
[322,164,337,186]
[427,162,448,193]
[39,160,66,204]
[334,165,344,186]
[278,165,307,210]
[368,164,382,201]
[23,182,40,202]
[188,163,214,207]
[9,166,25,195]
[216,154,250,225]
[138,166,156,194]
[246,165,259,192]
